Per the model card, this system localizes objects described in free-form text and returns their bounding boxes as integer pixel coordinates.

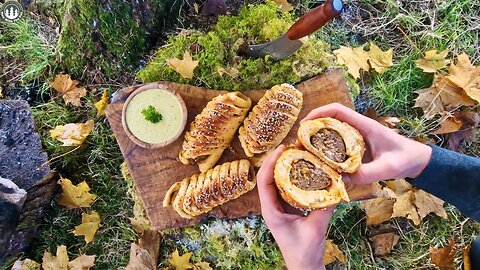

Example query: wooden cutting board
[106,69,374,230]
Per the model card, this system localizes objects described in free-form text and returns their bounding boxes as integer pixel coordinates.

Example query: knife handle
[286,0,343,40]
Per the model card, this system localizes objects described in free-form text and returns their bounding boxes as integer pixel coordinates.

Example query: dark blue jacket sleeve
[410,145,480,222]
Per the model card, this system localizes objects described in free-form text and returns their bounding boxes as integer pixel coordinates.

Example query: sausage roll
[239,84,303,158]
[179,92,252,172]
[298,118,365,173]
[274,149,349,210]
[163,159,256,219]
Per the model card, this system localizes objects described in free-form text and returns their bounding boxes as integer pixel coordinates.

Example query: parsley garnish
[141,105,163,124]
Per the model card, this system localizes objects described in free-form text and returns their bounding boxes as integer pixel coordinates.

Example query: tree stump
[0,100,55,262]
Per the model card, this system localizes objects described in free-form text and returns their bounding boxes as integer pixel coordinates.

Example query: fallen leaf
[369,232,400,256]
[447,111,480,152]
[193,262,213,270]
[272,0,293,12]
[414,189,448,220]
[50,120,95,146]
[193,3,199,13]
[364,108,401,129]
[168,249,194,270]
[430,240,456,270]
[414,75,475,118]
[323,240,345,265]
[126,230,161,270]
[367,43,393,73]
[0,87,3,99]
[415,49,450,73]
[58,177,97,208]
[11,258,41,270]
[167,51,199,79]
[73,211,101,244]
[430,115,463,135]
[201,0,227,16]
[464,245,472,270]
[68,254,95,270]
[42,245,69,270]
[360,197,394,225]
[445,53,480,103]
[391,190,421,225]
[334,46,370,79]
[50,74,87,106]
[94,90,109,116]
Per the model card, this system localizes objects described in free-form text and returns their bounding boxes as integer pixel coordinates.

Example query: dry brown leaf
[415,49,450,73]
[414,75,475,118]
[369,232,400,256]
[42,245,69,270]
[430,240,456,270]
[360,197,394,225]
[447,111,480,152]
[384,179,412,194]
[334,46,370,79]
[430,115,463,135]
[73,211,101,244]
[464,245,472,270]
[126,230,161,270]
[446,53,480,102]
[50,120,95,146]
[193,262,213,270]
[168,249,194,270]
[58,177,97,209]
[364,108,401,129]
[94,90,109,116]
[50,74,87,106]
[68,254,96,270]
[166,51,199,79]
[323,240,345,265]
[11,258,41,270]
[391,190,421,225]
[367,43,393,73]
[272,0,293,12]
[414,190,448,220]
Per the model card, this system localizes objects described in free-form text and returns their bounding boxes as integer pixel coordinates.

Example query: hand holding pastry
[257,146,333,270]
[302,103,432,184]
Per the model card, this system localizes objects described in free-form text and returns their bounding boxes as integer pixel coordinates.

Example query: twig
[397,26,419,51]
[41,145,81,166]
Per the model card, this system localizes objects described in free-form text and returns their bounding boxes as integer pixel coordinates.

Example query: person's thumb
[348,159,394,184]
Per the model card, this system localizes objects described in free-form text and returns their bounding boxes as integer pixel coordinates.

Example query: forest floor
[1,0,479,269]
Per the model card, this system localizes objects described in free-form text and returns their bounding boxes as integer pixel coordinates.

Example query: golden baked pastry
[298,117,365,173]
[163,159,256,219]
[179,92,252,172]
[274,149,349,210]
[239,84,303,158]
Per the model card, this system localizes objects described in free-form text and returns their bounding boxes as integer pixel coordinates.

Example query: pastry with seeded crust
[179,92,252,172]
[238,84,303,159]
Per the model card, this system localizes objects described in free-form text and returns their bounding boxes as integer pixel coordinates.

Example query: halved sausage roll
[298,117,365,173]
[179,92,252,172]
[274,149,349,210]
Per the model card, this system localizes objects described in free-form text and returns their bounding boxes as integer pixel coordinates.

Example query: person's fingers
[257,145,287,215]
[348,157,395,184]
[301,103,381,136]
[303,207,334,231]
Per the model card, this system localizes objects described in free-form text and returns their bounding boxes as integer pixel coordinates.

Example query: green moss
[57,0,172,78]
[137,1,333,91]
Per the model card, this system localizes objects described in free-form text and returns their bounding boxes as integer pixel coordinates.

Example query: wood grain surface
[106,69,374,230]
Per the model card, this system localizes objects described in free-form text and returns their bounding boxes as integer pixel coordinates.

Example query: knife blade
[247,0,343,60]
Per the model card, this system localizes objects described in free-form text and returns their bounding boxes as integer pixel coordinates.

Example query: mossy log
[53,0,176,78]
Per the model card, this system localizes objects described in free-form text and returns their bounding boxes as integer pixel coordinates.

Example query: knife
[247,0,343,60]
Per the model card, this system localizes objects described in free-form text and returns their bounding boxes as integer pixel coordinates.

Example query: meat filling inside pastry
[274,149,349,210]
[298,118,365,173]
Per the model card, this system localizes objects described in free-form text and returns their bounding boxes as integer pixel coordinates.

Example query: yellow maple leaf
[323,240,345,265]
[126,230,161,270]
[50,120,95,146]
[42,245,69,270]
[360,196,394,225]
[168,249,194,270]
[167,51,199,79]
[414,75,475,118]
[415,49,450,73]
[367,43,393,73]
[391,189,421,225]
[272,0,293,12]
[73,211,101,244]
[50,74,87,106]
[58,177,97,208]
[11,258,41,270]
[445,53,480,103]
[334,46,370,79]
[414,189,447,220]
[430,115,463,135]
[68,254,96,270]
[94,89,109,116]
